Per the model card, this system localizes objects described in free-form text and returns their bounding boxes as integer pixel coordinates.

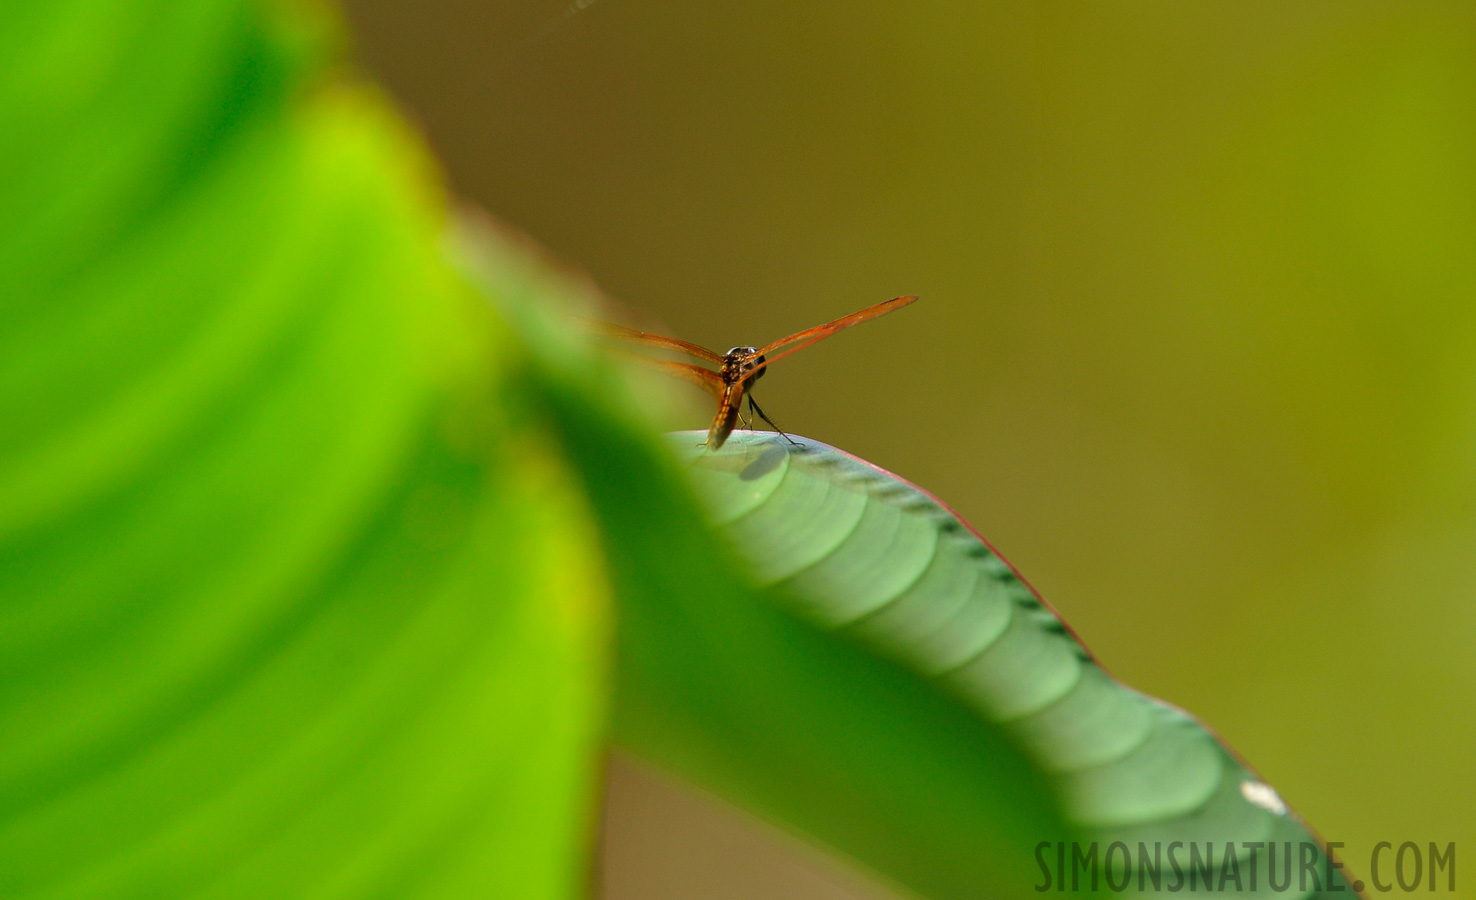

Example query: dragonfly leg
[747,395,801,446]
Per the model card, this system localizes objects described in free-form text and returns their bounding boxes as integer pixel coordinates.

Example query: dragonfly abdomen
[705,385,746,449]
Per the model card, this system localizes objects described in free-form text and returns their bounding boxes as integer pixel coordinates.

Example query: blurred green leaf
[0,3,609,897]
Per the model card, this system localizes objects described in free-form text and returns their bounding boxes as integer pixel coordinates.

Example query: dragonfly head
[725,347,767,385]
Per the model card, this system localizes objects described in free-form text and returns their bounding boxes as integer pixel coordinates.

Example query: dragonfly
[590,295,917,450]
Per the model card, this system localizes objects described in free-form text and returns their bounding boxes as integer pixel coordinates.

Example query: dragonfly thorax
[723,347,767,385]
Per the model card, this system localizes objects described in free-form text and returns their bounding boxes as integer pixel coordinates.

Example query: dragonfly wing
[583,318,726,365]
[751,295,917,375]
[634,357,725,402]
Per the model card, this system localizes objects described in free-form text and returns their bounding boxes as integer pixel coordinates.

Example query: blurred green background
[343,2,1474,896]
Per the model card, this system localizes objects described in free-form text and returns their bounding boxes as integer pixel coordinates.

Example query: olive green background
[344,2,1473,896]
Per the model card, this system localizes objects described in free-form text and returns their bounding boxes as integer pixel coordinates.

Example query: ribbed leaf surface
[678,432,1360,898]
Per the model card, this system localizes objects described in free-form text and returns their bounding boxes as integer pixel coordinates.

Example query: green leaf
[1,4,608,897]
[675,431,1360,898]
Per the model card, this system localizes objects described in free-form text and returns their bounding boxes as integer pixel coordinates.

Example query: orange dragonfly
[590,295,917,449]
